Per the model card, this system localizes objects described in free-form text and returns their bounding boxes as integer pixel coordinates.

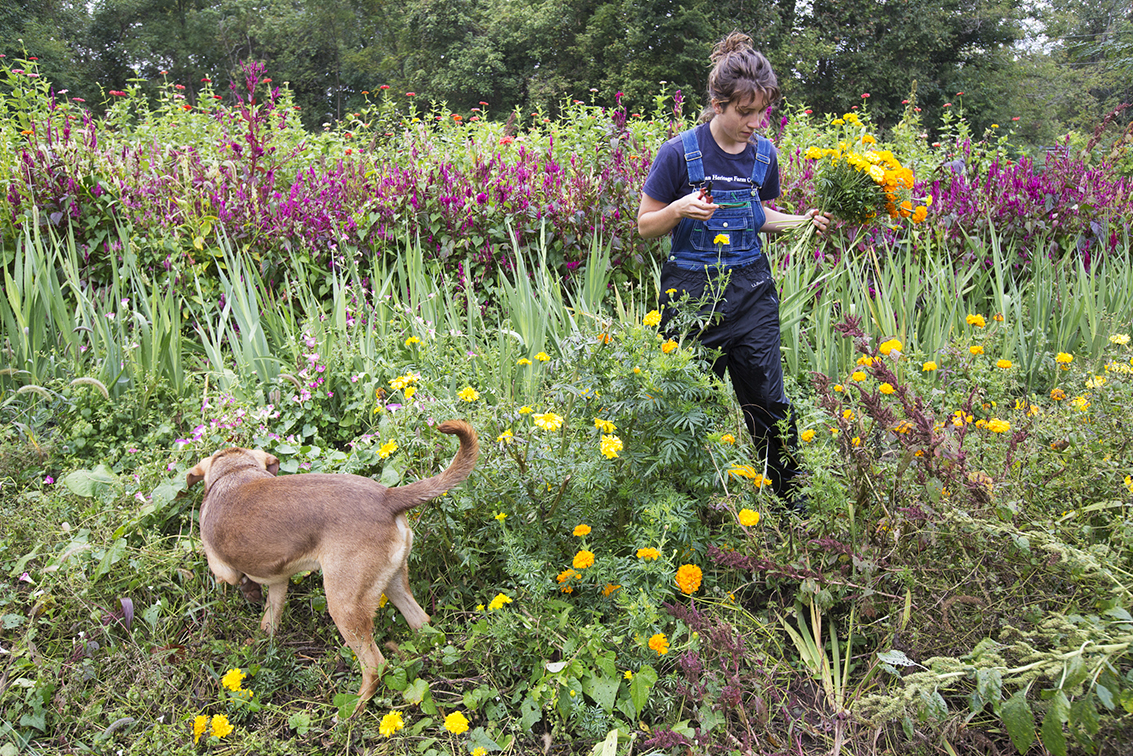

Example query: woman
[637,32,829,509]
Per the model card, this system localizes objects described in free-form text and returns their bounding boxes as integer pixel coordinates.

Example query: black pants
[660,256,803,498]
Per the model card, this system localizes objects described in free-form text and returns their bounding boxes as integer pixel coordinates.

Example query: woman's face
[711,94,770,151]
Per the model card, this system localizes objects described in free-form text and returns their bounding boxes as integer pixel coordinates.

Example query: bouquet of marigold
[804,112,929,225]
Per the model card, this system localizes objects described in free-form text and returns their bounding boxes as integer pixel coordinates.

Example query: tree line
[5,0,1132,144]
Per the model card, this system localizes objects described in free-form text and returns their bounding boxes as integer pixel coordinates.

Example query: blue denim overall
[660,128,804,506]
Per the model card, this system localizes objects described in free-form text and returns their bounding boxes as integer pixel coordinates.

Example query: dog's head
[186,447,280,493]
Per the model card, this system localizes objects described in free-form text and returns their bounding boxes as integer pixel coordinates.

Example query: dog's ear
[186,457,212,488]
[250,449,280,476]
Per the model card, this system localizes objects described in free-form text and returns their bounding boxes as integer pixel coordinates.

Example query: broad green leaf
[1095,684,1115,710]
[630,665,658,716]
[63,465,119,498]
[1071,694,1101,748]
[1041,705,1068,756]
[94,538,127,582]
[403,677,429,705]
[1002,690,1036,754]
[582,673,620,713]
[976,668,1003,705]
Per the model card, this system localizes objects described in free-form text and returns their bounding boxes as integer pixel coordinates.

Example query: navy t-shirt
[642,122,781,206]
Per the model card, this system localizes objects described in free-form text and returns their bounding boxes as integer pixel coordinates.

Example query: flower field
[2,57,1133,755]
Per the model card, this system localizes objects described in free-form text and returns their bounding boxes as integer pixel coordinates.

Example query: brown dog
[186,419,478,716]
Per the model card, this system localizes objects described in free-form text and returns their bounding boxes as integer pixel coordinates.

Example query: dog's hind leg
[383,558,429,630]
[324,580,387,717]
[260,581,289,634]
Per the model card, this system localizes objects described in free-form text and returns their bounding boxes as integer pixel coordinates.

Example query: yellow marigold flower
[851,436,861,446]
[600,434,623,459]
[602,583,620,596]
[1055,352,1073,364]
[636,547,660,560]
[210,714,233,739]
[833,384,844,392]
[535,352,550,362]
[378,440,398,458]
[851,371,867,382]
[457,386,480,402]
[221,668,245,692]
[831,118,845,126]
[624,670,634,680]
[473,748,488,756]
[923,361,938,372]
[713,233,730,246]
[487,593,513,611]
[1071,396,1090,411]
[444,711,470,735]
[1050,389,1065,401]
[843,409,854,420]
[665,288,677,296]
[496,429,514,444]
[720,433,736,445]
[966,313,986,328]
[379,711,405,737]
[519,405,534,414]
[643,310,662,327]
[729,464,759,479]
[801,429,816,442]
[1125,475,1133,493]
[861,133,877,144]
[193,715,209,744]
[994,359,1012,369]
[573,550,595,569]
[911,205,928,224]
[533,411,564,431]
[557,568,578,583]
[894,420,913,434]
[573,524,591,537]
[404,386,416,399]
[661,339,678,354]
[649,633,669,655]
[857,355,873,366]
[405,336,421,347]
[1111,333,1130,346]
[675,564,703,594]
[494,511,507,521]
[868,164,886,184]
[879,383,895,395]
[594,417,616,433]
[1086,375,1106,389]
[878,338,903,355]
[986,419,1010,433]
[738,508,760,527]
[517,357,532,366]
[970,345,984,355]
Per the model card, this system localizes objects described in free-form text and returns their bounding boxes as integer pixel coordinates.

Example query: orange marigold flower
[675,564,703,594]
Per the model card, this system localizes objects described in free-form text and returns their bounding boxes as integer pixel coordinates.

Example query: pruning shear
[697,180,714,204]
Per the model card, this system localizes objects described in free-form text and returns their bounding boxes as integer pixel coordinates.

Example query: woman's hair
[702,32,780,120]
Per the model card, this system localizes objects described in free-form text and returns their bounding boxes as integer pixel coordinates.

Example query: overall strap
[680,129,705,186]
[748,136,773,190]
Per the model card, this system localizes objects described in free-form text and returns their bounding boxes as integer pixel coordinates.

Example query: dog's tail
[389,419,479,513]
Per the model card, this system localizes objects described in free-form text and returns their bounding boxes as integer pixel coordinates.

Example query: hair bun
[710,31,754,63]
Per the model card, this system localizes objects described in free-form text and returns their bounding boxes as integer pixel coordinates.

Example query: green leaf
[383,667,408,692]
[1041,708,1068,756]
[63,465,119,498]
[630,665,658,716]
[582,673,620,714]
[976,668,1003,706]
[1001,690,1036,754]
[519,695,542,732]
[403,677,429,705]
[93,538,127,582]
[1071,693,1101,748]
[1095,684,1115,710]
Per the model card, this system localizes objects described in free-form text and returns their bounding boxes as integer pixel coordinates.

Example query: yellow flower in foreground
[713,233,730,246]
[833,384,844,392]
[404,386,416,400]
[643,310,662,327]
[923,361,938,372]
[801,429,816,442]
[675,564,703,594]
[473,749,487,756]
[970,345,984,355]
[878,338,903,356]
[879,383,895,395]
[494,511,507,522]
[636,547,660,560]
[966,313,986,328]
[221,668,245,692]
[1056,352,1073,364]
[487,593,513,611]
[729,464,759,480]
[649,633,670,655]
[1111,333,1130,346]
[624,670,634,680]
[573,550,595,569]
[1050,388,1065,401]
[661,339,678,354]
[378,440,398,459]
[738,508,760,527]
[519,405,534,414]
[986,419,1011,433]
[444,711,470,735]
[404,336,421,347]
[857,355,873,367]
[193,715,209,744]
[594,417,616,433]
[850,371,867,382]
[209,714,234,739]
[535,352,550,362]
[996,359,1013,369]
[720,433,736,445]
[1071,396,1090,411]
[517,357,532,366]
[496,429,514,444]
[379,711,405,737]
[533,411,564,431]
[600,434,623,459]
[457,386,480,402]
[573,524,591,537]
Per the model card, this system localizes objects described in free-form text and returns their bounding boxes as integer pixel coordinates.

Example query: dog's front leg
[261,581,289,634]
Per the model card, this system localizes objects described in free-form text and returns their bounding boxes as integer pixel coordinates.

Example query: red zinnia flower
[380,84,390,90]
[861,92,870,98]
[201,77,211,82]
[406,92,415,96]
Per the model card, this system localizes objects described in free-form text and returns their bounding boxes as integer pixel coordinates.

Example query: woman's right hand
[638,191,718,239]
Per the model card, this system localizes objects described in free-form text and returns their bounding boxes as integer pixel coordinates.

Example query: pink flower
[861,92,870,98]
[44,475,54,485]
